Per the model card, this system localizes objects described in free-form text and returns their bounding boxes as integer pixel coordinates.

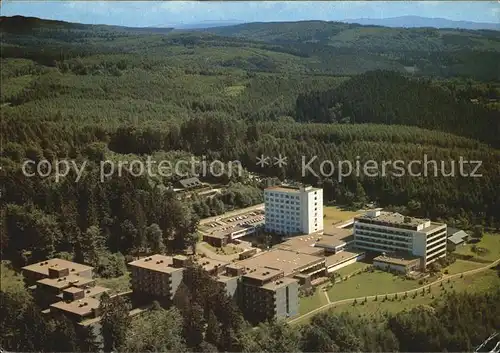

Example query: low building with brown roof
[50,297,101,322]
[373,253,422,274]
[22,258,93,285]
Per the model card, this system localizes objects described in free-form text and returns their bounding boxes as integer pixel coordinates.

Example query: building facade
[354,210,447,269]
[264,185,323,235]
[128,255,185,302]
[237,267,299,324]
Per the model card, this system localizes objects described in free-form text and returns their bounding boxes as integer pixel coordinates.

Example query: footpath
[289,257,500,325]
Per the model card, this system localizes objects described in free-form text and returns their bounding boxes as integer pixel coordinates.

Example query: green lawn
[454,233,500,262]
[332,262,371,278]
[323,206,361,225]
[327,270,420,301]
[325,268,500,318]
[299,288,329,315]
[95,273,131,294]
[442,259,484,275]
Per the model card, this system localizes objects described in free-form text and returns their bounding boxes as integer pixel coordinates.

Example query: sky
[1,1,499,27]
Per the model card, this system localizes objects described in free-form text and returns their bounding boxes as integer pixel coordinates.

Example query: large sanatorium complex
[21,185,451,325]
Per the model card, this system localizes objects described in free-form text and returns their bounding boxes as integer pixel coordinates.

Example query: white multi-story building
[264,185,323,235]
[354,210,447,268]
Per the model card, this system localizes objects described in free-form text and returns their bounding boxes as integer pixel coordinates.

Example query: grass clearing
[299,288,329,315]
[326,268,500,317]
[95,272,131,294]
[332,262,371,278]
[454,233,500,262]
[442,259,484,275]
[323,206,361,225]
[327,270,420,301]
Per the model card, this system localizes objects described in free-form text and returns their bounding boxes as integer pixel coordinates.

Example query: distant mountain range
[154,20,243,30]
[342,16,499,30]
[164,15,499,31]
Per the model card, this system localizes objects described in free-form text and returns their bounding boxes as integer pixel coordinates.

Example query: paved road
[199,203,264,225]
[289,257,500,325]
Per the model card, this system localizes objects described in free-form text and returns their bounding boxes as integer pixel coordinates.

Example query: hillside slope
[295,71,500,147]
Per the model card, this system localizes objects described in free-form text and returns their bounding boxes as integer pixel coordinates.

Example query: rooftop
[261,276,298,291]
[422,222,447,234]
[356,211,429,228]
[241,266,284,282]
[276,234,320,251]
[63,286,84,294]
[315,230,354,249]
[194,257,228,273]
[128,254,182,274]
[22,258,93,277]
[448,230,469,245]
[264,185,321,194]
[374,253,421,266]
[325,250,363,268]
[323,225,354,239]
[216,275,238,283]
[37,275,94,289]
[82,286,110,298]
[235,249,324,277]
[50,297,100,317]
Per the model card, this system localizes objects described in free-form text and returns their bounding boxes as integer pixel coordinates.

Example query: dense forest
[1,15,500,352]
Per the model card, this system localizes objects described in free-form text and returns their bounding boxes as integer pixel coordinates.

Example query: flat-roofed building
[236,248,326,279]
[264,185,323,235]
[325,250,366,273]
[128,255,185,302]
[50,297,101,322]
[194,257,228,276]
[446,228,470,252]
[354,210,447,269]
[216,275,239,299]
[22,258,93,286]
[203,232,228,247]
[238,266,298,323]
[373,254,422,274]
[201,213,265,247]
[315,228,354,254]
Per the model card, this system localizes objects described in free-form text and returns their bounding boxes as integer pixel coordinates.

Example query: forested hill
[204,20,500,51]
[0,15,174,34]
[203,20,500,80]
[295,71,500,147]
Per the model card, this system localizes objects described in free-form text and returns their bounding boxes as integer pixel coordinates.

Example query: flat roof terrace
[355,212,431,230]
[22,258,93,277]
[325,250,363,268]
[194,257,228,273]
[373,253,421,267]
[128,255,182,274]
[241,266,284,282]
[261,276,298,291]
[421,222,447,234]
[37,275,95,290]
[265,185,321,193]
[235,249,325,277]
[50,297,100,317]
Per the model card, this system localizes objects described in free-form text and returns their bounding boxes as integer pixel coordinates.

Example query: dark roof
[179,177,202,189]
[447,227,461,236]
